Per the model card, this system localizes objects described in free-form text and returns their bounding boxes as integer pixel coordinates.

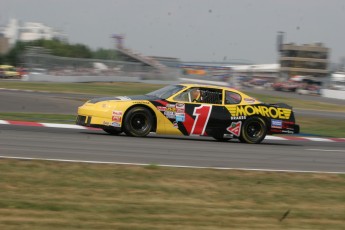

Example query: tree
[2,39,118,66]
[92,48,119,60]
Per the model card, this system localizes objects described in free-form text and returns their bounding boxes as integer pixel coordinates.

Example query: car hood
[88,95,160,104]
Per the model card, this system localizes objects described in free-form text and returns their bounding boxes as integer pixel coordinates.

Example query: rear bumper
[269,124,300,135]
[294,124,300,134]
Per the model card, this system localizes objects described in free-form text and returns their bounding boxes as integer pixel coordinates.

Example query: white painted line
[0,120,344,142]
[265,135,287,140]
[40,123,87,129]
[0,120,10,125]
[306,149,345,152]
[303,137,335,142]
[0,155,344,174]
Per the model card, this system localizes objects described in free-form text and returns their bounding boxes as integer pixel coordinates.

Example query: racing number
[191,105,212,135]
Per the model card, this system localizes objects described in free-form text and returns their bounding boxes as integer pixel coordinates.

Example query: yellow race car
[0,65,20,79]
[76,84,299,144]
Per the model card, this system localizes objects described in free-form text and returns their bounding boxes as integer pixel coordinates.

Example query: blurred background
[1,0,344,99]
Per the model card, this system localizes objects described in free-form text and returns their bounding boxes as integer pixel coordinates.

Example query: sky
[1,0,345,64]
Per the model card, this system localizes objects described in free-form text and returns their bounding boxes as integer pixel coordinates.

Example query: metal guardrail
[22,48,180,81]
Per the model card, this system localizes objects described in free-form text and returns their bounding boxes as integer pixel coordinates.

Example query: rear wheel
[239,116,267,144]
[123,107,153,137]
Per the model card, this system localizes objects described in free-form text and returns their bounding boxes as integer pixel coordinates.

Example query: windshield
[146,85,186,99]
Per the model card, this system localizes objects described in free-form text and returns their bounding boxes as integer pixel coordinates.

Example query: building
[0,33,10,54]
[279,42,329,80]
[19,22,66,42]
[230,64,280,79]
[0,19,67,47]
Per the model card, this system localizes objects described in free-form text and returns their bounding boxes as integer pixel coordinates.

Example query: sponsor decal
[173,121,178,128]
[164,111,175,119]
[271,119,282,129]
[112,111,123,116]
[231,116,246,120]
[167,104,176,108]
[228,105,291,119]
[133,101,150,104]
[103,121,121,127]
[112,116,122,122]
[175,113,185,122]
[226,121,242,137]
[166,107,176,112]
[111,122,121,127]
[176,103,185,110]
[176,103,185,113]
[157,106,166,112]
[112,111,123,122]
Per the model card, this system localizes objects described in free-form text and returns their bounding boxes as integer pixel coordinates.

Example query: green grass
[243,91,345,113]
[0,159,344,230]
[297,116,345,137]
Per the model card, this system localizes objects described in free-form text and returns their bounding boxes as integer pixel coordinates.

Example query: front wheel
[239,116,267,144]
[123,107,153,137]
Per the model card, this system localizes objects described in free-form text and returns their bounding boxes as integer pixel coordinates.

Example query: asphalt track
[0,88,344,173]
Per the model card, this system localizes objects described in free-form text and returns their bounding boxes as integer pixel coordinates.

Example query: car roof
[178,83,241,93]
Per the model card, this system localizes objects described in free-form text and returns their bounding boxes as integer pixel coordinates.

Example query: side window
[225,91,242,104]
[199,88,222,104]
[173,88,195,102]
[173,87,222,104]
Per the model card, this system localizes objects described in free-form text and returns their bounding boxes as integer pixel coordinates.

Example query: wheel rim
[130,113,148,131]
[246,121,264,139]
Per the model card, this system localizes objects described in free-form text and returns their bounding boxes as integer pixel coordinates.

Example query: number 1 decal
[191,105,212,135]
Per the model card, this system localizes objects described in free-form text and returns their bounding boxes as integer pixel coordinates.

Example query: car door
[167,87,226,137]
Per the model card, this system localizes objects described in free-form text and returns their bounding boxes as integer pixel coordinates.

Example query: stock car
[76,84,299,144]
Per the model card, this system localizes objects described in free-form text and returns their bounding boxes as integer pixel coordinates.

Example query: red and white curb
[1,119,345,142]
[0,120,98,130]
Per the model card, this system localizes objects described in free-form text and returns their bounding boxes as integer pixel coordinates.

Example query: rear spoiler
[268,103,293,109]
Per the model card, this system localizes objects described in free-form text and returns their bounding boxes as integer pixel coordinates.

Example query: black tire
[123,107,153,137]
[239,116,267,144]
[102,128,122,135]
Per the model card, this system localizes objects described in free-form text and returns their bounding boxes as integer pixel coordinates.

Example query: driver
[191,88,201,102]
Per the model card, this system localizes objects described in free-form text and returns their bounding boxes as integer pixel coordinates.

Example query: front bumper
[76,115,91,126]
